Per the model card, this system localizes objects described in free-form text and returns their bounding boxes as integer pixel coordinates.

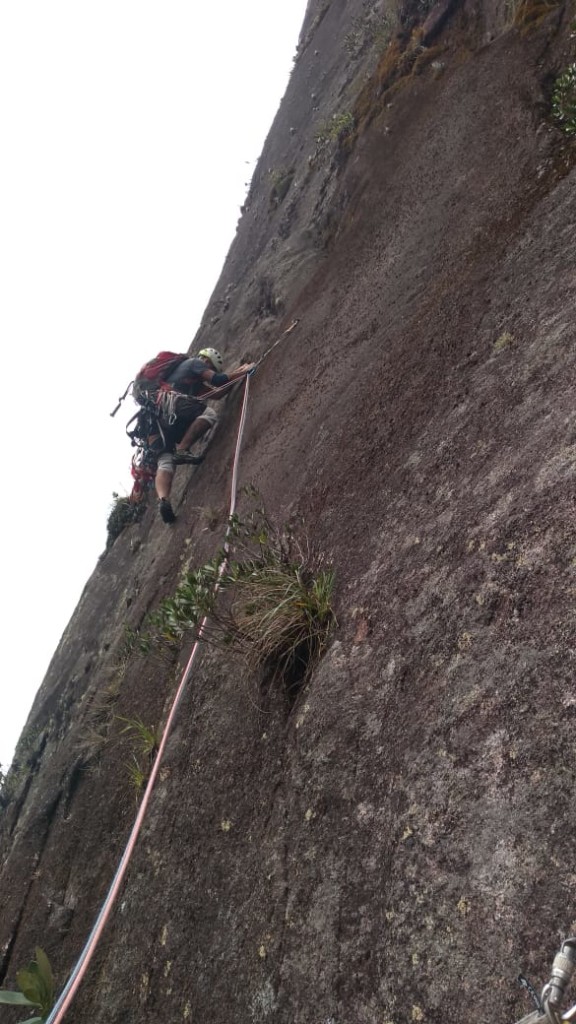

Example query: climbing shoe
[158,498,176,524]
[172,450,205,466]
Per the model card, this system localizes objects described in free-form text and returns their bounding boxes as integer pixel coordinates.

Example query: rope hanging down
[38,316,576,1024]
[46,378,252,1024]
[46,318,299,1023]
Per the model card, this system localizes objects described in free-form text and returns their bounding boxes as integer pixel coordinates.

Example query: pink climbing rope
[46,375,252,1023]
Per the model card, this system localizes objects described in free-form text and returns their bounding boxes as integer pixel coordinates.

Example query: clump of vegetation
[411,44,446,75]
[508,0,561,28]
[345,13,393,57]
[0,947,54,1023]
[552,64,576,136]
[493,330,515,352]
[352,35,414,128]
[223,550,335,684]
[106,493,145,549]
[121,624,154,658]
[314,111,355,147]
[125,755,148,793]
[269,167,296,208]
[116,715,161,794]
[344,17,360,50]
[134,500,337,691]
[79,682,121,764]
[117,715,160,758]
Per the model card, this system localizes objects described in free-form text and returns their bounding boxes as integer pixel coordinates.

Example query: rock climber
[151,347,255,523]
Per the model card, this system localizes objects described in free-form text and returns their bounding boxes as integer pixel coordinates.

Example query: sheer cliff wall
[2,0,576,1021]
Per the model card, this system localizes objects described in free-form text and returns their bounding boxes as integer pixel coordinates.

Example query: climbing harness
[45,317,301,1022]
[514,938,576,1023]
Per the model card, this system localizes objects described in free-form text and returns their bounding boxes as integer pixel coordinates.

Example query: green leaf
[15,969,42,1007]
[34,948,54,1012]
[22,1017,45,1023]
[0,991,36,1005]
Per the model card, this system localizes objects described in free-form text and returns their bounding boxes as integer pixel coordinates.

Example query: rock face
[2,0,576,1021]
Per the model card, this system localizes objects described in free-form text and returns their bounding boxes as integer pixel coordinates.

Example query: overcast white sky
[0,1,309,769]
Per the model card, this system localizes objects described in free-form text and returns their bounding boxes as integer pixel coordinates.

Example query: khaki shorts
[155,406,218,473]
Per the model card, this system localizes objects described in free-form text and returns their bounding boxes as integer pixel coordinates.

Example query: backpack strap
[125,400,167,453]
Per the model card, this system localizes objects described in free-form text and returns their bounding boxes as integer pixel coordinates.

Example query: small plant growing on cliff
[121,625,153,658]
[345,13,392,57]
[222,544,335,682]
[268,167,295,208]
[493,330,515,352]
[106,493,145,549]
[139,500,337,688]
[552,64,576,136]
[314,111,355,146]
[125,753,148,793]
[116,715,161,793]
[116,715,161,759]
[0,947,54,1022]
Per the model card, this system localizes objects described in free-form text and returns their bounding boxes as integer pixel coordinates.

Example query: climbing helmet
[198,347,224,372]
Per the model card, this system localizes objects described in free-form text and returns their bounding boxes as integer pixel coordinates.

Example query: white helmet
[198,347,223,372]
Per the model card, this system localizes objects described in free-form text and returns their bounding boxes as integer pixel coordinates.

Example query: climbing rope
[36,314,576,1023]
[45,378,252,1024]
[254,317,300,367]
[46,317,300,1022]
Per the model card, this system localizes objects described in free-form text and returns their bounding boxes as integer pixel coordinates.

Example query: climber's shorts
[157,451,176,474]
[158,400,218,435]
[195,406,218,429]
[152,406,219,471]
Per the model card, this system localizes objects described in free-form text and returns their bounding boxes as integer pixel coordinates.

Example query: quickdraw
[515,939,576,1023]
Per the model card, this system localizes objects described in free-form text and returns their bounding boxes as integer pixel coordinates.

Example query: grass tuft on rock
[136,500,337,690]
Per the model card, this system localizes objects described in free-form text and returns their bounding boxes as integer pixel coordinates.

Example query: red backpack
[110,351,189,418]
[132,351,188,404]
